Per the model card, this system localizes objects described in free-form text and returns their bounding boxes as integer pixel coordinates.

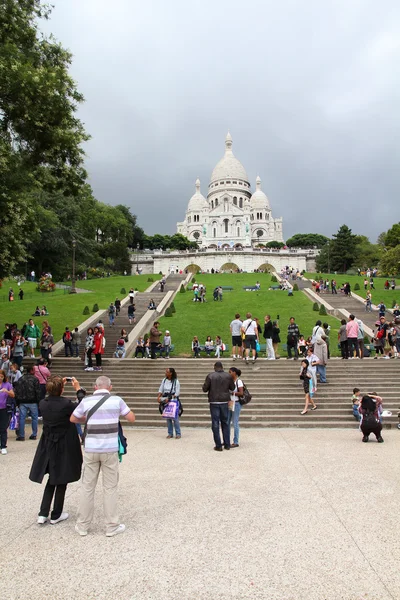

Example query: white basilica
[177,133,284,248]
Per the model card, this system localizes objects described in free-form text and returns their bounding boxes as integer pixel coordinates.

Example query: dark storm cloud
[43,0,400,240]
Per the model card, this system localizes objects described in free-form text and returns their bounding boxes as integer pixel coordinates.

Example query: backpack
[65,331,71,342]
[239,382,252,406]
[377,329,385,339]
[363,411,378,427]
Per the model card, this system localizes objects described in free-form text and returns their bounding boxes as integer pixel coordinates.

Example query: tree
[380,246,400,276]
[266,240,285,248]
[329,225,357,273]
[384,223,400,249]
[353,235,381,268]
[285,233,329,248]
[377,231,387,247]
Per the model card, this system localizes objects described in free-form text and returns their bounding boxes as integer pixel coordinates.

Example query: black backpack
[239,382,252,406]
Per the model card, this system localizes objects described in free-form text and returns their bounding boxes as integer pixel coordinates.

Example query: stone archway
[257,263,275,273]
[220,262,240,273]
[185,263,202,273]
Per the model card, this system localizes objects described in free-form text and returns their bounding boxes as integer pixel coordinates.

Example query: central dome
[210,132,249,184]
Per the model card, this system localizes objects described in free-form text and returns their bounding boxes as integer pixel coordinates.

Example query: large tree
[285,233,329,248]
[380,246,400,276]
[316,225,357,273]
[0,0,89,276]
[384,223,400,249]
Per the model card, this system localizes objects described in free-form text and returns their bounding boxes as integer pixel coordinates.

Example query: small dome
[210,133,249,184]
[188,178,208,211]
[250,176,270,209]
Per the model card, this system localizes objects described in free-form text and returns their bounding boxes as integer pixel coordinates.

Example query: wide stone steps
[47,357,400,429]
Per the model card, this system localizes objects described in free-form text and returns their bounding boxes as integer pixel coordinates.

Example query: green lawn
[158,273,341,357]
[0,275,159,342]
[305,273,399,307]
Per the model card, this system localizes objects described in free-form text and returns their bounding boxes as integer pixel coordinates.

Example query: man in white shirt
[241,312,259,362]
[71,376,135,537]
[230,313,243,360]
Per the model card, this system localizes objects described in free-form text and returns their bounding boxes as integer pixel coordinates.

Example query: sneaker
[87,367,94,371]
[37,516,48,524]
[106,524,126,537]
[50,512,69,525]
[29,435,37,440]
[75,524,88,537]
[1,448,7,455]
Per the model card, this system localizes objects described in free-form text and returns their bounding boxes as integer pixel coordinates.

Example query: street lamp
[327,241,330,274]
[70,239,77,294]
[136,242,140,273]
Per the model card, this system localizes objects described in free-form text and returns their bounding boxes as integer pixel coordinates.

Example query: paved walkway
[1,429,399,600]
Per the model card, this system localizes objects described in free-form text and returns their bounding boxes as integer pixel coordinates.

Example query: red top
[93,330,104,354]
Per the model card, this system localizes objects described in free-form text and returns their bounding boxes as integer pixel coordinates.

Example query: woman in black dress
[29,376,84,525]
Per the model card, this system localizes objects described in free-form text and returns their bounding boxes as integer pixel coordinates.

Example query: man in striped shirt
[71,376,135,537]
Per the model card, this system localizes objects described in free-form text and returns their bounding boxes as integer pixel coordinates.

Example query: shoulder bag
[82,393,111,443]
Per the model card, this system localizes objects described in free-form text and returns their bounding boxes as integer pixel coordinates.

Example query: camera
[65,377,73,383]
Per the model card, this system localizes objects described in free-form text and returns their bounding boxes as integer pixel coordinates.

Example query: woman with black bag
[157,368,182,439]
[29,376,84,524]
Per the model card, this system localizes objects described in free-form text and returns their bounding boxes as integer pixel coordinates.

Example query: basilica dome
[187,178,208,211]
[250,176,270,209]
[210,132,249,184]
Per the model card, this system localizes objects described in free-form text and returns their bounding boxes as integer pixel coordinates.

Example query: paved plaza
[1,428,399,600]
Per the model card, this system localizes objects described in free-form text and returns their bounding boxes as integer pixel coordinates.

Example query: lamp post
[70,239,77,294]
[136,242,140,273]
[327,241,330,274]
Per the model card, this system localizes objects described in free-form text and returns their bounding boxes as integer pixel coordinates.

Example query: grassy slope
[305,273,399,306]
[158,273,340,357]
[0,275,159,342]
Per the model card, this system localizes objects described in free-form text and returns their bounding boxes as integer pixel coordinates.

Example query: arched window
[213,228,216,238]
[236,220,241,237]
[223,219,229,233]
[215,198,218,206]
[265,213,269,220]
[233,196,237,205]
[224,198,228,212]
[211,200,214,209]
[239,198,243,208]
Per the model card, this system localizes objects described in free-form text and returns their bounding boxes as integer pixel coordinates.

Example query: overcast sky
[42,0,400,241]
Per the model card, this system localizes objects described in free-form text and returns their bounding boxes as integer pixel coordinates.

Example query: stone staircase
[47,357,400,429]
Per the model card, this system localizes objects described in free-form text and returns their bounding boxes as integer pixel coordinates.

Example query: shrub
[192,277,196,283]
[83,306,90,315]
[92,303,99,312]
[319,304,327,315]
[144,333,149,342]
[164,307,173,317]
[271,275,278,282]
[147,277,154,282]
[354,283,360,291]
[313,302,319,311]
[170,302,176,313]
[392,299,397,308]
[180,284,186,293]
[135,288,138,291]
[120,287,126,294]
[293,283,299,291]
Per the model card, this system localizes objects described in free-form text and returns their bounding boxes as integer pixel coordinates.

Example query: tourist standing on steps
[29,376,84,525]
[272,320,281,358]
[129,288,135,304]
[93,326,105,371]
[25,318,41,358]
[287,317,300,359]
[0,369,15,454]
[312,337,328,383]
[84,328,94,371]
[263,315,275,360]
[128,302,136,325]
[160,330,172,359]
[71,375,135,537]
[149,321,162,359]
[202,361,235,451]
[230,313,243,360]
[15,365,41,441]
[241,313,258,363]
[346,315,359,359]
[157,367,181,439]
[71,327,81,358]
[114,297,121,316]
[299,359,317,414]
[108,302,116,327]
[338,319,348,359]
[62,328,73,357]
[34,359,51,400]
[228,367,243,447]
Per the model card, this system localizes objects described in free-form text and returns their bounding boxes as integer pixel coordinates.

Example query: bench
[257,343,287,353]
[220,286,233,291]
[242,286,261,291]
[269,285,281,290]
[197,344,230,356]
[153,344,175,356]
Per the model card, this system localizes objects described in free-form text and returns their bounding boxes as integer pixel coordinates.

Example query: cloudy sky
[42,0,400,241]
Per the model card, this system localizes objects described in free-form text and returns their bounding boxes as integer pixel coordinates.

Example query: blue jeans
[352,405,361,421]
[316,364,327,383]
[72,343,80,357]
[209,403,230,448]
[229,401,242,444]
[19,403,39,438]
[167,415,181,436]
[109,315,115,326]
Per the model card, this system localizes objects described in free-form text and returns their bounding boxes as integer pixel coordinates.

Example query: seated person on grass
[204,336,214,356]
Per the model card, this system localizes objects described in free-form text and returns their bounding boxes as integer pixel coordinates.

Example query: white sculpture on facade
[177,133,284,247]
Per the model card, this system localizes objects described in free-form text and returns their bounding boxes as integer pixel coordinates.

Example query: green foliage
[385,223,400,249]
[92,303,99,312]
[354,283,360,290]
[144,333,149,342]
[380,246,400,276]
[83,306,90,315]
[192,277,196,283]
[319,304,327,315]
[180,284,186,293]
[147,277,154,282]
[271,275,278,282]
[286,233,329,248]
[313,302,319,311]
[293,283,299,291]
[265,240,285,248]
[143,233,197,251]
[353,235,381,268]
[317,225,357,273]
[120,288,126,294]
[170,302,176,313]
[392,299,397,308]
[164,307,173,317]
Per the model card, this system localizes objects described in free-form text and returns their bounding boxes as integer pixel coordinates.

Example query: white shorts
[28,337,37,349]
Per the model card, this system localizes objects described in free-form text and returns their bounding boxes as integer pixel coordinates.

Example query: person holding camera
[29,376,85,524]
[157,368,181,439]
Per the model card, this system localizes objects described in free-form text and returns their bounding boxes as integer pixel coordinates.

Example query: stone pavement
[1,428,400,600]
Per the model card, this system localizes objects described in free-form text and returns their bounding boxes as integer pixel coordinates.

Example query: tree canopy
[285,233,329,248]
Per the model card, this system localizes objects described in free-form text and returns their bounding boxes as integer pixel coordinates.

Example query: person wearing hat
[160,330,172,359]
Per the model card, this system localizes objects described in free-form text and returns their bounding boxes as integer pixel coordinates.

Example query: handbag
[255,340,260,352]
[162,401,179,419]
[241,321,252,340]
[9,410,19,431]
[82,393,111,444]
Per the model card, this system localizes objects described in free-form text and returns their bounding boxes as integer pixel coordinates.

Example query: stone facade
[177,133,283,248]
